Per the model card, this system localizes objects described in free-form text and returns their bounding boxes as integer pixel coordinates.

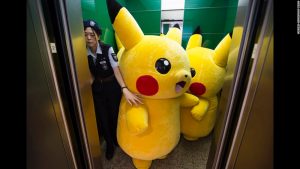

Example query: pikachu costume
[106,1,200,168]
[181,26,232,141]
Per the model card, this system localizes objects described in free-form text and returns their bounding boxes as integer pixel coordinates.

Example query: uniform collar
[87,42,102,58]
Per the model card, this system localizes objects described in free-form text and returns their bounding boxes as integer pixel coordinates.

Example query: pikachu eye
[190,68,196,77]
[155,58,171,74]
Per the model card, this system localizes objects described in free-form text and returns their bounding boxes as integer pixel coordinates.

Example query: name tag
[100,61,106,64]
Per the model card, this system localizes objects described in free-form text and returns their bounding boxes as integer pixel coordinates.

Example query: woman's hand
[122,87,143,106]
[112,67,143,106]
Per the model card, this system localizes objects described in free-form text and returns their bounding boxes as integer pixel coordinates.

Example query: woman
[83,19,142,160]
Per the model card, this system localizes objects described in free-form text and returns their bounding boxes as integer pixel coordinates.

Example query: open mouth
[175,81,186,93]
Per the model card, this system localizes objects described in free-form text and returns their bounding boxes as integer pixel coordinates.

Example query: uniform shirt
[87,43,118,68]
[87,42,119,78]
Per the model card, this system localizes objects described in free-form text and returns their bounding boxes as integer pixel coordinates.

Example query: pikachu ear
[165,23,182,45]
[213,34,232,67]
[186,26,202,50]
[106,0,144,49]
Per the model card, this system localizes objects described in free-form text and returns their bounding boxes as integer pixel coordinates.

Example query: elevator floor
[101,134,212,169]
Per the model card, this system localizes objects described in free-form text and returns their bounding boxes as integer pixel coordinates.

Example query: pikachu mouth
[175,81,186,93]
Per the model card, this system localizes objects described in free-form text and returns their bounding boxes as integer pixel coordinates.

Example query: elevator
[27,0,273,168]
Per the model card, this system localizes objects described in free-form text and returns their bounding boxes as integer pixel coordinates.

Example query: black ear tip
[193,26,202,34]
[229,31,233,37]
[106,0,122,24]
[193,26,201,35]
[173,23,180,29]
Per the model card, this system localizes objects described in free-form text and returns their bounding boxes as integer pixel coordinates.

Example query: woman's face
[84,27,99,48]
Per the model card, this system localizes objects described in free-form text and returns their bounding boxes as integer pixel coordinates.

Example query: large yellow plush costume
[106,1,200,168]
[181,26,232,140]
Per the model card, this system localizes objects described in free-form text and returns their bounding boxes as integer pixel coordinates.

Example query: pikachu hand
[126,105,148,135]
[191,100,209,121]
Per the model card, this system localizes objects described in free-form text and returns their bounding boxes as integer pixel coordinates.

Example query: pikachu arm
[180,93,200,107]
[190,98,209,121]
[126,104,149,135]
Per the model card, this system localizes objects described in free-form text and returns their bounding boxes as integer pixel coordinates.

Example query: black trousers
[92,77,121,147]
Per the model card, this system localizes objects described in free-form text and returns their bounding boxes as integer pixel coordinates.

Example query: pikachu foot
[132,158,152,169]
[157,155,167,159]
[183,135,199,141]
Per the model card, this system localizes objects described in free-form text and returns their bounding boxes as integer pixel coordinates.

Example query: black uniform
[87,41,121,158]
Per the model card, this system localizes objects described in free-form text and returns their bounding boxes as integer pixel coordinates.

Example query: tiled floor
[100,134,212,169]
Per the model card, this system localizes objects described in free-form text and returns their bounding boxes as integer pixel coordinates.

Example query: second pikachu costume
[181,26,232,140]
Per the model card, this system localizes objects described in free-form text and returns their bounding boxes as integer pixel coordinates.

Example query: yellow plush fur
[108,3,200,169]
[181,31,231,141]
[165,26,182,45]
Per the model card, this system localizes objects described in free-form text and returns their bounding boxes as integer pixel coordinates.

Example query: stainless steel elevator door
[27,5,72,169]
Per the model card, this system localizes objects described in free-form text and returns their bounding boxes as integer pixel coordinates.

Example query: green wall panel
[182,33,228,49]
[81,0,238,50]
[126,0,161,11]
[163,23,170,34]
[81,0,161,50]
[125,0,161,36]
[185,0,238,8]
[131,11,161,35]
[182,0,238,49]
[81,0,96,22]
[118,0,126,6]
[94,0,116,49]
[183,7,237,33]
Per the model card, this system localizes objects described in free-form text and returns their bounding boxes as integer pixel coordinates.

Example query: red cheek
[136,75,159,96]
[189,82,206,96]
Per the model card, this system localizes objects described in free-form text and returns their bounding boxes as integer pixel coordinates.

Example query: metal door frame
[206,0,271,168]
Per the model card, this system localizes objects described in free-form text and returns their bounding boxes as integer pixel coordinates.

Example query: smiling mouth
[175,81,186,93]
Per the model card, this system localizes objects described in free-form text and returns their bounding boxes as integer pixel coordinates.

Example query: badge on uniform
[100,60,108,70]
[112,53,118,62]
